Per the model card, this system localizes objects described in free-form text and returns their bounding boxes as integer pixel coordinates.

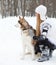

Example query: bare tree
[14,0,18,16]
[29,0,37,16]
[0,0,56,17]
[20,0,26,16]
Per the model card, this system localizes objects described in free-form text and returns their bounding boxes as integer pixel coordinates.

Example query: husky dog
[16,16,36,60]
[33,22,56,62]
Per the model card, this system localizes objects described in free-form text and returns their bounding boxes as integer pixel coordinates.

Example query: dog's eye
[18,21,22,25]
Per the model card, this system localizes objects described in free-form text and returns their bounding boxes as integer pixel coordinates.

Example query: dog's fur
[17,16,36,60]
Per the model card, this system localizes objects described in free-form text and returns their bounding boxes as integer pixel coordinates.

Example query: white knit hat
[35,5,47,20]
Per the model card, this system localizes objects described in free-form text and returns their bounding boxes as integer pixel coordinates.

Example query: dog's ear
[19,16,24,20]
[19,16,21,20]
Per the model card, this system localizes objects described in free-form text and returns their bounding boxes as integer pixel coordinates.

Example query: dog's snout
[18,21,20,23]
[43,29,48,32]
[18,21,22,25]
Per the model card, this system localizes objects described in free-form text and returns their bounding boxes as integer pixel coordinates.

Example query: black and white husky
[33,35,56,62]
[33,19,56,62]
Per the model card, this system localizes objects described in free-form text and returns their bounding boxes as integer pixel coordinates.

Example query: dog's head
[41,23,52,36]
[18,16,31,30]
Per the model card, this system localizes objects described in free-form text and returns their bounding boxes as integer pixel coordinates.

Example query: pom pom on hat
[35,5,47,20]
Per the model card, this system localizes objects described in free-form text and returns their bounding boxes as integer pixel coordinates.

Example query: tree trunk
[14,0,18,16]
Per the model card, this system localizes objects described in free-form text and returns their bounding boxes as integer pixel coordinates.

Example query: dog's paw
[38,56,49,62]
[20,56,25,60]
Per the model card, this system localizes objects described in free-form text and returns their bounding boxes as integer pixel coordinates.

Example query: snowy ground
[0,16,56,65]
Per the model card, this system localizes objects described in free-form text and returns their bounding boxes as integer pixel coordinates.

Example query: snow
[0,16,56,65]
